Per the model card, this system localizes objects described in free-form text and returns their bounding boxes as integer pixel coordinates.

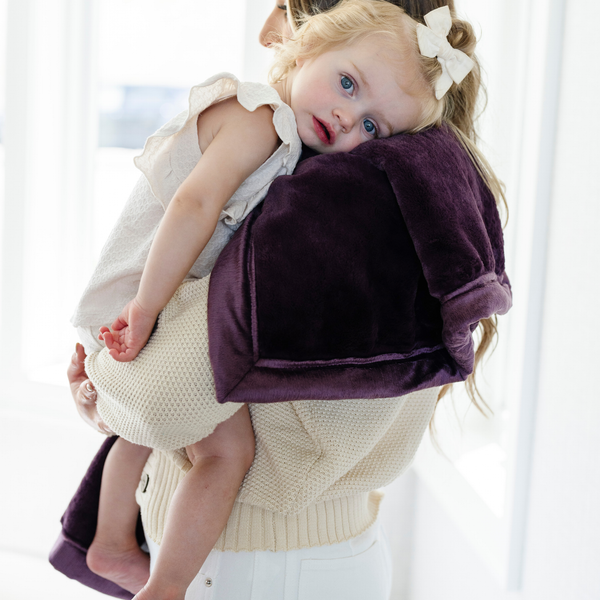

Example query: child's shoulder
[197,96,277,153]
[202,95,275,121]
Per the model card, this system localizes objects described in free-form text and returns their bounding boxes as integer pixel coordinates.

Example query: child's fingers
[110,316,128,332]
[98,326,112,341]
[108,347,140,362]
[102,331,122,355]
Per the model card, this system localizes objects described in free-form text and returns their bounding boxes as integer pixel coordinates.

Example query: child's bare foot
[87,538,150,594]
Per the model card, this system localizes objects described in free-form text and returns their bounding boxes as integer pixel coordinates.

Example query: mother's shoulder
[295,125,472,181]
[351,125,469,172]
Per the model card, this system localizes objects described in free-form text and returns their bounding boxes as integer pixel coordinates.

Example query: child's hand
[99,298,158,362]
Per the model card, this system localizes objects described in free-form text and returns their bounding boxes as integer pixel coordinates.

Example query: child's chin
[316,147,337,154]
[306,144,339,155]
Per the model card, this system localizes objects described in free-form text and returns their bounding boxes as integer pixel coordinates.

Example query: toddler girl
[73,2,476,598]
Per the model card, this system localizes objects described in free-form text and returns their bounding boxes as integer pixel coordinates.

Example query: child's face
[288,37,425,153]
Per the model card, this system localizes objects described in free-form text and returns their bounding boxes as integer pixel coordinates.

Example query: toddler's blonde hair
[274,0,508,418]
[270,0,440,131]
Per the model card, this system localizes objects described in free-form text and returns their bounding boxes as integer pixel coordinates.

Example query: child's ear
[295,57,305,68]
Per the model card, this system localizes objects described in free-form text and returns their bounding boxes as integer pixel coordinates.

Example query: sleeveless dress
[72,73,301,354]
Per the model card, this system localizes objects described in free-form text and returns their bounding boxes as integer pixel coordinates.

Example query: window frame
[413,0,567,589]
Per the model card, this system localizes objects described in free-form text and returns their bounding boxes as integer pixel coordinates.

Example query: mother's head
[287,0,456,24]
[259,0,457,47]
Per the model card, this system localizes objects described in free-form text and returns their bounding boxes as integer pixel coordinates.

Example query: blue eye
[341,76,354,92]
[363,119,377,135]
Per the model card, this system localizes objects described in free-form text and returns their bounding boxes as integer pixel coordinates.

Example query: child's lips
[312,116,336,145]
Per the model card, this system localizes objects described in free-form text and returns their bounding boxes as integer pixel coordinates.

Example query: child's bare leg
[135,405,254,600]
[87,438,152,594]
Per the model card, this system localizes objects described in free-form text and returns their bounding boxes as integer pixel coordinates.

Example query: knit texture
[72,73,301,354]
[88,275,438,548]
[86,277,242,449]
[135,385,438,552]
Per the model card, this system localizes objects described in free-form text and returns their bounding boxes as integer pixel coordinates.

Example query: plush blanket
[48,437,143,599]
[208,125,512,403]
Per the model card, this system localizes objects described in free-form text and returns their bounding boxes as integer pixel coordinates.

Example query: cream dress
[71,72,301,355]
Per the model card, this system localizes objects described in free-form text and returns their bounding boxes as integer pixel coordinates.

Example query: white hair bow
[417,6,475,100]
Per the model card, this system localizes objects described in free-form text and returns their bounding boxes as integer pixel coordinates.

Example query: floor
[1,380,109,599]
[0,378,417,599]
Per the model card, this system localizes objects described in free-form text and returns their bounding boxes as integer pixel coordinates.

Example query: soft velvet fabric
[208,126,511,403]
[48,436,143,599]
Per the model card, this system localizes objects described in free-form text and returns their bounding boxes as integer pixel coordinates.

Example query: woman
[62,1,509,599]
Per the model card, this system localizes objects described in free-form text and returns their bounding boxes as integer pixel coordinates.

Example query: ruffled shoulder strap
[133,72,299,208]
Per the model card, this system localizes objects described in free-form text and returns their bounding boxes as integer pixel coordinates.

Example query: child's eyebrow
[351,61,370,91]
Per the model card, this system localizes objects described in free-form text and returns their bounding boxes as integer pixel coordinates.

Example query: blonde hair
[417,16,508,419]
[279,0,508,420]
[270,0,438,130]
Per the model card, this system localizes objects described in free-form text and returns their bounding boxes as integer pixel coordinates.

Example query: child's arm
[101,98,280,361]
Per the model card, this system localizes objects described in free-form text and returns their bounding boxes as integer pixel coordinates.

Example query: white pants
[146,521,392,600]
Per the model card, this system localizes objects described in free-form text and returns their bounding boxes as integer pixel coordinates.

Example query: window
[1,0,274,387]
[413,0,565,589]
[0,0,5,236]
[0,2,273,597]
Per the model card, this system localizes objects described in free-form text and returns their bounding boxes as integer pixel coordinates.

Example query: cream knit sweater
[86,277,438,552]
[136,387,437,552]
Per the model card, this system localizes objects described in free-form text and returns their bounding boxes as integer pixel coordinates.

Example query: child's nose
[333,108,357,133]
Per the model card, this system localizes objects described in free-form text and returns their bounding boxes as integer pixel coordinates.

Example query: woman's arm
[102,99,281,361]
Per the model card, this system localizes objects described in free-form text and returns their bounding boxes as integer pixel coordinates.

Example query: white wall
[397,0,600,598]
[0,2,274,598]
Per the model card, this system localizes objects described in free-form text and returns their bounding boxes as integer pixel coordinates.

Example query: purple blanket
[48,437,141,599]
[50,125,511,595]
[208,125,511,403]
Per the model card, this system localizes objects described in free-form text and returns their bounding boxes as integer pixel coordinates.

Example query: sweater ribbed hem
[214,491,383,552]
[136,450,383,553]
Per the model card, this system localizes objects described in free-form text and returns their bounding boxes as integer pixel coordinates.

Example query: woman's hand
[68,343,114,435]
